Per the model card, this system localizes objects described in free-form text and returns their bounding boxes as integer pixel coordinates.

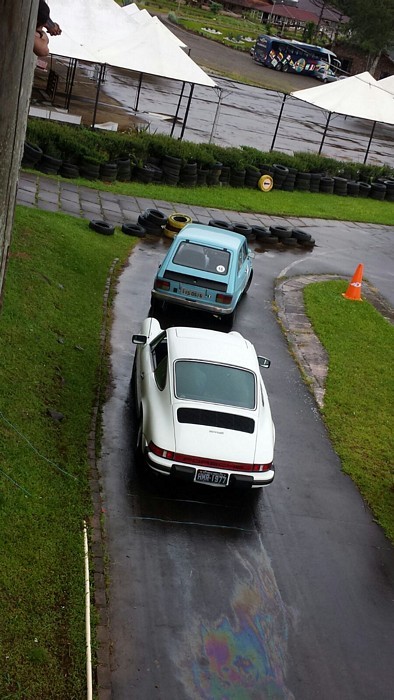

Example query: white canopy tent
[269,72,394,162]
[48,0,214,85]
[377,75,394,95]
[43,0,215,137]
[291,72,394,124]
[122,3,188,49]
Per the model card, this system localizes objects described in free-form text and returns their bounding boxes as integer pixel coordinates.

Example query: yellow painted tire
[164,213,193,239]
[258,174,274,192]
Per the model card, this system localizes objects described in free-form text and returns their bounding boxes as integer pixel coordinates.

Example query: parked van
[252,35,341,81]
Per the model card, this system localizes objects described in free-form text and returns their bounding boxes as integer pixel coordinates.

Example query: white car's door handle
[140,372,145,380]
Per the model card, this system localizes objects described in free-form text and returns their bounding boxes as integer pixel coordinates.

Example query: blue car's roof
[173,224,246,252]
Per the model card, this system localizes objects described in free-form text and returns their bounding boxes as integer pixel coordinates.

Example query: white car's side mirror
[258,356,271,368]
[132,334,147,345]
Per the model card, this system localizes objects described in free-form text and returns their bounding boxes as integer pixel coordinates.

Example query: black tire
[144,209,167,225]
[299,237,316,248]
[244,269,253,293]
[162,155,182,166]
[231,223,253,239]
[270,225,290,239]
[209,219,233,230]
[221,310,235,329]
[274,62,283,71]
[89,220,115,236]
[252,225,270,240]
[121,222,146,237]
[149,296,162,317]
[291,228,312,242]
[282,237,297,246]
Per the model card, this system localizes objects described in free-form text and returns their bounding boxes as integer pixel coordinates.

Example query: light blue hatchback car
[151,223,254,325]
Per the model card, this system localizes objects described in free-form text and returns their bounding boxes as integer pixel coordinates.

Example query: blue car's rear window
[173,242,230,275]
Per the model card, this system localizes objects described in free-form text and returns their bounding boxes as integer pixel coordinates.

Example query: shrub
[24,117,394,184]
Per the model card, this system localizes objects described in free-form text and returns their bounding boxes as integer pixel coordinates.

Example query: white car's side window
[150,332,168,391]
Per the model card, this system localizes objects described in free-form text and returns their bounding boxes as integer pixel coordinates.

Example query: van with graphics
[252,35,341,82]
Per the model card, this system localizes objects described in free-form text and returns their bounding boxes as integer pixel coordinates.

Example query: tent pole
[209,87,223,144]
[363,121,376,164]
[171,82,186,137]
[91,64,105,130]
[65,58,77,111]
[134,73,143,112]
[178,84,194,141]
[270,93,287,151]
[319,112,332,154]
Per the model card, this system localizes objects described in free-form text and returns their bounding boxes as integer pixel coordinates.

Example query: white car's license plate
[180,286,204,299]
[195,470,229,486]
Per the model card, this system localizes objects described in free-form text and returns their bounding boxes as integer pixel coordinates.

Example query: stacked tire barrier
[164,213,193,239]
[117,157,133,182]
[22,142,43,168]
[333,176,348,196]
[295,172,311,191]
[138,209,167,236]
[179,162,198,187]
[37,153,62,175]
[206,162,222,186]
[162,155,182,185]
[219,166,231,186]
[100,162,117,183]
[59,162,79,179]
[385,179,394,202]
[22,141,394,202]
[229,169,246,188]
[309,172,322,193]
[271,164,288,189]
[244,166,261,189]
[319,176,335,194]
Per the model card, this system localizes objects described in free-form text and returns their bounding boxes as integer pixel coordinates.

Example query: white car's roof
[168,326,257,368]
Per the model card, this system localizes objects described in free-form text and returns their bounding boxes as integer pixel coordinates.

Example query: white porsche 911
[131,318,275,489]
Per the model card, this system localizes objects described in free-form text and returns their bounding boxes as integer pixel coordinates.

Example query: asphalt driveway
[98,215,394,699]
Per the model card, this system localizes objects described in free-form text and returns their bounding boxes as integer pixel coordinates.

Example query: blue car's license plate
[180,286,204,299]
[195,470,229,486]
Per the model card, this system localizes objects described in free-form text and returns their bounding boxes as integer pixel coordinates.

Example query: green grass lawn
[304,281,394,543]
[31,172,394,227]
[0,207,134,699]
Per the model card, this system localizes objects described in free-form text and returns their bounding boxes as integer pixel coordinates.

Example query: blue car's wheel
[244,269,254,294]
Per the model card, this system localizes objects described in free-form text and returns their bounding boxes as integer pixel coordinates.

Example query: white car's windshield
[175,360,256,409]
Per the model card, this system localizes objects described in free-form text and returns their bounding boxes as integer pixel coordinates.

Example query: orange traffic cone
[342,263,364,301]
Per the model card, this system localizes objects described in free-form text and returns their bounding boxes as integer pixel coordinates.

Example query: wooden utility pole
[0,0,38,300]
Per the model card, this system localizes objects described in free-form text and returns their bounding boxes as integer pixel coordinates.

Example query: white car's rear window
[175,361,255,409]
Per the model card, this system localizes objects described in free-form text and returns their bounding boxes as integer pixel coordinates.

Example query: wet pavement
[99,65,394,167]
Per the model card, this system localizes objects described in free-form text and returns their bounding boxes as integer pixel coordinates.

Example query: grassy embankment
[0,207,134,699]
[304,282,394,543]
[26,171,394,227]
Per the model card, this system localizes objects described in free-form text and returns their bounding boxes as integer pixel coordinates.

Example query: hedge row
[24,118,394,187]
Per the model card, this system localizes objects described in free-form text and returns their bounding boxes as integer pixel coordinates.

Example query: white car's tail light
[148,442,272,473]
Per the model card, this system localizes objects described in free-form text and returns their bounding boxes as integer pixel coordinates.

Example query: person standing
[34,0,61,57]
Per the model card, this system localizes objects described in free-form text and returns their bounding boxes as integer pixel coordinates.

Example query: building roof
[223,0,347,25]
[246,1,319,22]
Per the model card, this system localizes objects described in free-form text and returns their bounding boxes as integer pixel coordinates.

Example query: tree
[311,0,394,70]
[337,0,394,72]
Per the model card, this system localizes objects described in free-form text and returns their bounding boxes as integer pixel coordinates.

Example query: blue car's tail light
[154,279,170,291]
[216,293,232,305]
